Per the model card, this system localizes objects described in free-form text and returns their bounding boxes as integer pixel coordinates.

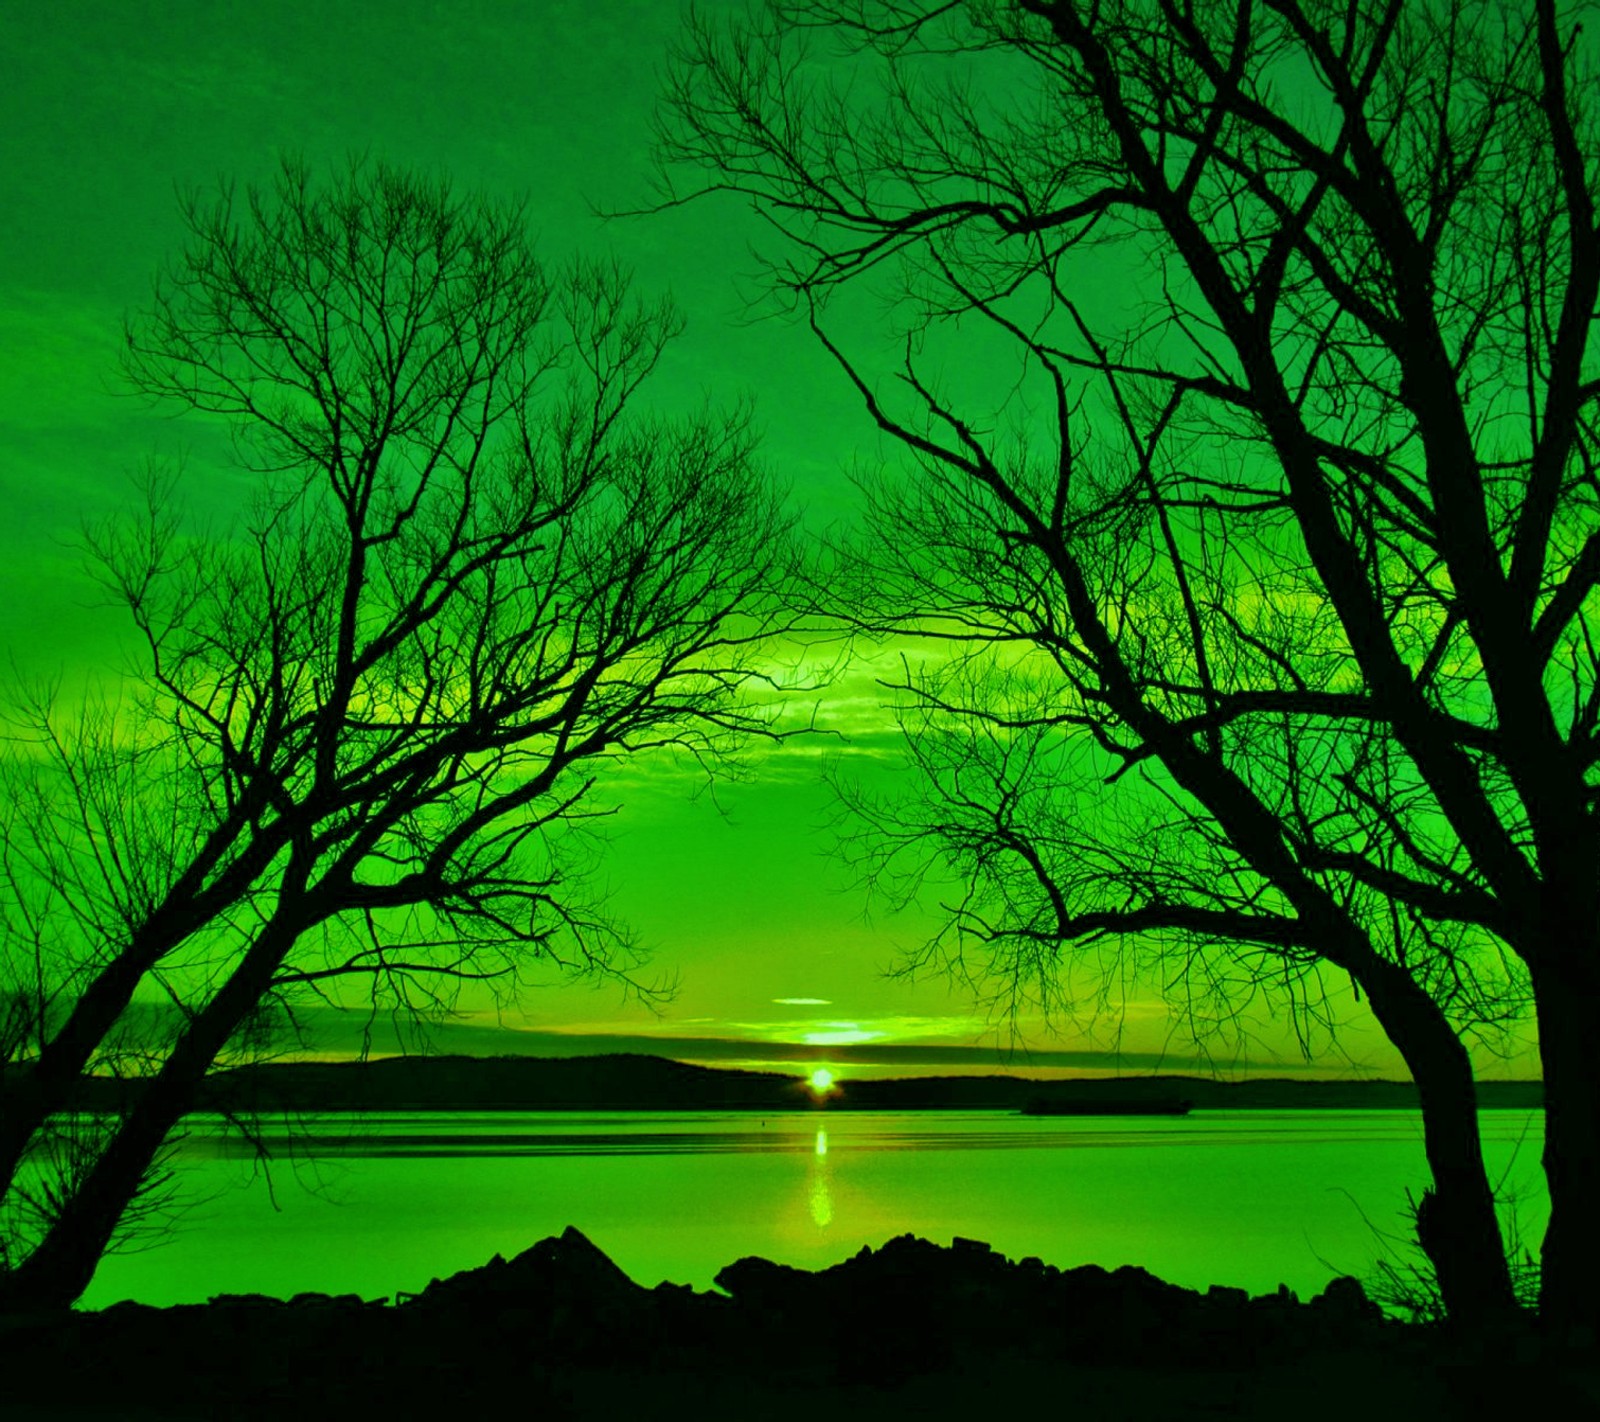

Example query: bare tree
[654,0,1600,1338]
[0,156,799,1310]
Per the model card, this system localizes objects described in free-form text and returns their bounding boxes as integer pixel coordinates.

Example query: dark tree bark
[0,915,302,1311]
[1532,934,1600,1345]
[1362,955,1518,1328]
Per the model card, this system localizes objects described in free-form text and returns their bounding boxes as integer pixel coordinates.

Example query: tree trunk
[0,1081,188,1311]
[1407,1072,1519,1327]
[0,808,284,1200]
[0,944,162,1202]
[0,919,297,1313]
[1534,958,1600,1348]
[1362,956,1519,1329]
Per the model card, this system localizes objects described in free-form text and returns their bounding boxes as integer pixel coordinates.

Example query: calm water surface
[79,1109,1546,1309]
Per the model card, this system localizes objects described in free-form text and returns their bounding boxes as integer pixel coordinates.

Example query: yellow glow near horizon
[807,1067,835,1096]
[801,1025,882,1047]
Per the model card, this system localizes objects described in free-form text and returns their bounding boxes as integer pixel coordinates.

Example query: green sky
[0,1,1538,1080]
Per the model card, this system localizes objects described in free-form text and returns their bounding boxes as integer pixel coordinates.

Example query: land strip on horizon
[0,1054,1544,1114]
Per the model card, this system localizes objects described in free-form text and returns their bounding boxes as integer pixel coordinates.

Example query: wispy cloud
[260,1003,1346,1077]
[89,46,289,116]
[0,289,123,432]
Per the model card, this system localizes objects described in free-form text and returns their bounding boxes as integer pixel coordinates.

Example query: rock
[286,1292,368,1309]
[507,1224,643,1302]
[714,1254,819,1314]
[1310,1275,1383,1328]
[1206,1284,1250,1308]
[410,1224,642,1313]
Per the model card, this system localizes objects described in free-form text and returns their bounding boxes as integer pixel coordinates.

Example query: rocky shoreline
[2,1229,1592,1419]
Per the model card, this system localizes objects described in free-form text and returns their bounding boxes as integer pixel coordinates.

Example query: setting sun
[807,1068,836,1096]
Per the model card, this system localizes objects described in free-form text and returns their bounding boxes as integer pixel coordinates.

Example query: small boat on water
[1020,1098,1193,1116]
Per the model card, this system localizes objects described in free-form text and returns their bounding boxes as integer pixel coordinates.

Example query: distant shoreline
[2,1052,1544,1115]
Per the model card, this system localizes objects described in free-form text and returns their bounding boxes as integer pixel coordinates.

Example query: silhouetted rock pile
[714,1232,1388,1379]
[0,1228,1533,1419]
[384,1225,1395,1380]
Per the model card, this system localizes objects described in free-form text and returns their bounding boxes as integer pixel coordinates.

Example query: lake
[76,1108,1547,1310]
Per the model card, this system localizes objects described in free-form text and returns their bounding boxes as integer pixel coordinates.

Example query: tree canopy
[655,0,1600,1338]
[0,156,800,1308]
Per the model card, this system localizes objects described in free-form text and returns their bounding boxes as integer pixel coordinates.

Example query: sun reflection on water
[808,1127,832,1226]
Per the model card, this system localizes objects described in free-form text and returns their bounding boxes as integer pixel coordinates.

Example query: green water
[76,1109,1546,1309]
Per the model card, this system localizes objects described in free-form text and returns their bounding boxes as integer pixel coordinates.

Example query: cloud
[0,289,123,432]
[252,1003,1331,1075]
[799,1024,884,1046]
[93,44,288,115]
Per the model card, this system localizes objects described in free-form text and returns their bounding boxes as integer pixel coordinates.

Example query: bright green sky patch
[1,0,1542,1081]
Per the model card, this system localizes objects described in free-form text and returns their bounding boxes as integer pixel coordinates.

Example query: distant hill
[1,1053,1544,1114]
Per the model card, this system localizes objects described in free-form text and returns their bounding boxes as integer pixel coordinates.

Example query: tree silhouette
[655,0,1598,1338]
[0,157,799,1309]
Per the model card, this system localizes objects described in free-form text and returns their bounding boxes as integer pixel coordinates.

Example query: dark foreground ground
[3,1230,1594,1421]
